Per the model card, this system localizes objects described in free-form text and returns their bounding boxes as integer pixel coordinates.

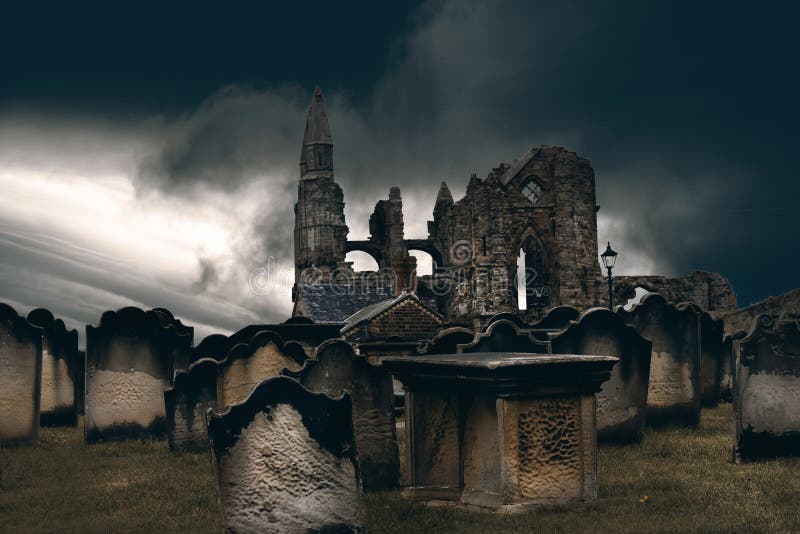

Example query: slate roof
[294,282,395,324]
[340,292,444,335]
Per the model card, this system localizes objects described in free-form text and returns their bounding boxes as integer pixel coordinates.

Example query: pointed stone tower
[293,87,349,300]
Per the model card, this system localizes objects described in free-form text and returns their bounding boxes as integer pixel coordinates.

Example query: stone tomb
[0,303,43,445]
[285,340,400,492]
[27,308,80,426]
[382,352,616,511]
[85,307,179,442]
[207,376,364,533]
[216,330,306,409]
[164,358,218,451]
[550,308,652,442]
[618,293,701,426]
[733,315,800,461]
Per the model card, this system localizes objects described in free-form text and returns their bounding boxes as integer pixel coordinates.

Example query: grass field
[2,404,799,533]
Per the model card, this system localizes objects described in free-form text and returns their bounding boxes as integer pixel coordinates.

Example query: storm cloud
[1,0,798,342]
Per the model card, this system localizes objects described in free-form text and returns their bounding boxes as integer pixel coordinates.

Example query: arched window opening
[522,179,543,205]
[345,251,379,272]
[409,250,434,277]
[515,235,550,313]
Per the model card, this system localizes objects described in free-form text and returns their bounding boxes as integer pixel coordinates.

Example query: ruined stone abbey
[291,87,738,326]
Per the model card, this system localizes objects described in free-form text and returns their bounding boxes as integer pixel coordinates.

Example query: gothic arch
[514,229,554,311]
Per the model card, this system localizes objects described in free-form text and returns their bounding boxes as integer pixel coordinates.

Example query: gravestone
[164,358,218,451]
[733,315,800,461]
[285,339,400,491]
[152,308,194,374]
[550,307,652,442]
[76,350,86,415]
[85,307,178,442]
[678,303,725,407]
[207,376,364,533]
[457,319,551,354]
[216,330,306,409]
[27,308,79,426]
[0,303,43,445]
[383,352,617,510]
[618,293,701,426]
[416,326,475,355]
[721,329,747,403]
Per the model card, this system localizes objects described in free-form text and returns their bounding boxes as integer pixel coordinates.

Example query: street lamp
[600,242,618,310]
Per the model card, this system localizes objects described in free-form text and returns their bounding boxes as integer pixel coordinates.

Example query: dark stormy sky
[1,1,798,342]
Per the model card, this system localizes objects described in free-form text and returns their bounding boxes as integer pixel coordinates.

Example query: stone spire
[435,181,454,207]
[299,86,334,177]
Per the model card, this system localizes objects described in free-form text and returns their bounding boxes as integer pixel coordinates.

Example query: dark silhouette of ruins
[291,87,738,326]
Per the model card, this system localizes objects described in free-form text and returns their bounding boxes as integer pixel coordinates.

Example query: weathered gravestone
[618,293,701,426]
[721,329,747,403]
[678,303,725,407]
[152,308,194,374]
[733,314,800,461]
[550,307,652,442]
[456,319,551,354]
[85,307,179,442]
[216,330,306,409]
[27,308,79,426]
[416,326,475,355]
[76,350,86,415]
[164,358,218,451]
[0,303,42,445]
[284,339,400,492]
[485,306,579,342]
[207,376,364,533]
[383,352,617,510]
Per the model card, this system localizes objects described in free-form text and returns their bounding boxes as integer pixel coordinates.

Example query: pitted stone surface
[506,397,582,502]
[86,369,167,429]
[218,403,361,534]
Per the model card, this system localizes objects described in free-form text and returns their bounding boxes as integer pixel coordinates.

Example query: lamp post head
[601,241,618,270]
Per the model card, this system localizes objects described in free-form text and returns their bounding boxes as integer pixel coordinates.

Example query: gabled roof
[499,146,543,184]
[341,291,443,334]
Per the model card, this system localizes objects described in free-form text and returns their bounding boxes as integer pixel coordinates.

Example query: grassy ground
[2,405,799,532]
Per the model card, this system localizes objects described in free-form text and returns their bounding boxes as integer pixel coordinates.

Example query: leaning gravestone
[216,330,306,409]
[27,308,80,426]
[0,303,43,445]
[285,339,400,492]
[85,307,177,442]
[618,293,701,426]
[733,314,800,461]
[550,308,652,442]
[164,358,218,451]
[207,376,364,533]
